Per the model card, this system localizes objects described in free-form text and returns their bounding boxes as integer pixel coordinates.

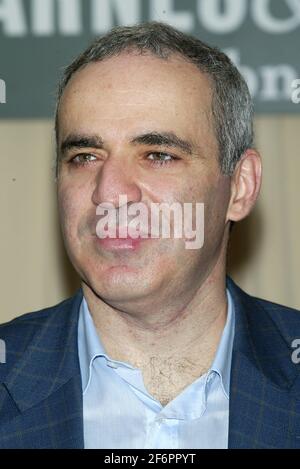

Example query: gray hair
[55,21,254,175]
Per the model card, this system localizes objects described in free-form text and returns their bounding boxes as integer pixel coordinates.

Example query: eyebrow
[59,131,198,158]
[130,131,195,155]
[60,135,105,155]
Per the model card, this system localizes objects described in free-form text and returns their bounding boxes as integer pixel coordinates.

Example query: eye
[146,152,179,167]
[70,153,97,166]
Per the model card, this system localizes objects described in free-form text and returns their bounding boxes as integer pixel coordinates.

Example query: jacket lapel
[227,278,300,448]
[0,290,84,448]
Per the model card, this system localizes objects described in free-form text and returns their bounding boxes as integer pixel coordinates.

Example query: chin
[83,264,156,303]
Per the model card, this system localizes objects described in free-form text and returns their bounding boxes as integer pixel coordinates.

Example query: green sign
[0,0,300,117]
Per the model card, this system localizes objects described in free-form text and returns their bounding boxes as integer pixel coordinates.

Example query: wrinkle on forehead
[62,51,213,105]
[58,51,215,148]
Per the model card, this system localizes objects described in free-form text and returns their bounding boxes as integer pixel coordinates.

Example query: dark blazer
[0,278,300,448]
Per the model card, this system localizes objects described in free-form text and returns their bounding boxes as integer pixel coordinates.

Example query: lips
[96,235,151,251]
[94,224,151,251]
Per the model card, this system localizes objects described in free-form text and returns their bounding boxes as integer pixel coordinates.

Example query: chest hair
[140,355,211,407]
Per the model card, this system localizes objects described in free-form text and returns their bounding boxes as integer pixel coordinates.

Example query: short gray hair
[55,21,253,175]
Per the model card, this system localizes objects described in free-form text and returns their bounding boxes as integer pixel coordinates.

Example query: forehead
[58,52,214,144]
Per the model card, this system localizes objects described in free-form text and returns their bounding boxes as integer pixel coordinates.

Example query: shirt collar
[207,289,235,399]
[78,297,106,393]
[78,289,235,397]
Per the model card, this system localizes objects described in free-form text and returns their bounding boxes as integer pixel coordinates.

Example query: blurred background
[0,0,299,322]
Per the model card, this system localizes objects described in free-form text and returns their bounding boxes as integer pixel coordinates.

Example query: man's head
[56,22,253,176]
[55,22,261,314]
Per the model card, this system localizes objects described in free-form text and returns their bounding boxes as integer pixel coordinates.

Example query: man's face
[57,52,231,311]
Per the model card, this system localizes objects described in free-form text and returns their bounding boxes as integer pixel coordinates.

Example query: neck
[82,262,228,369]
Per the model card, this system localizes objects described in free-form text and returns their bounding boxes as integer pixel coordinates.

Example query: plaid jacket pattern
[0,278,300,448]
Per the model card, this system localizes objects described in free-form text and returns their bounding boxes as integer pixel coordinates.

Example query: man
[0,22,300,449]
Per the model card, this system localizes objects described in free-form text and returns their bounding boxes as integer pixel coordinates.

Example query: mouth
[94,233,152,251]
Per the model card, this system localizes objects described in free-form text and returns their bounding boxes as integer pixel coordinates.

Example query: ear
[226,149,262,223]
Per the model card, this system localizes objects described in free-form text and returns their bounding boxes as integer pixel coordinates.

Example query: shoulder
[227,276,300,337]
[0,290,83,376]
[0,293,78,334]
[248,292,300,339]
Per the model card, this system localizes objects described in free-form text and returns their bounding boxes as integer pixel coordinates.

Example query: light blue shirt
[78,290,235,449]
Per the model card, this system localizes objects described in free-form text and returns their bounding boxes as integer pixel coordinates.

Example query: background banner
[0,0,300,117]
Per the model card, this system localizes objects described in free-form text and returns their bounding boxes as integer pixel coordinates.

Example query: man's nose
[91,156,142,208]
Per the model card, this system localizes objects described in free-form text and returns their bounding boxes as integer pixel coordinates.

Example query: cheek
[58,183,86,237]
[141,176,181,205]
[204,180,231,236]
[180,171,230,234]
[58,186,74,224]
